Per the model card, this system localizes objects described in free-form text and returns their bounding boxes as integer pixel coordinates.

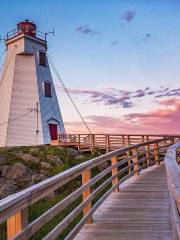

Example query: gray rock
[41,161,52,170]
[31,173,46,183]
[29,148,40,156]
[0,178,18,199]
[0,156,8,165]
[46,155,63,165]
[2,163,32,182]
[29,147,39,153]
[74,154,85,160]
[16,152,40,164]
[1,165,10,176]
[15,151,24,158]
[68,148,79,157]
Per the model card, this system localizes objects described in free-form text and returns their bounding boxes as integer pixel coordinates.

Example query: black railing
[6,28,46,41]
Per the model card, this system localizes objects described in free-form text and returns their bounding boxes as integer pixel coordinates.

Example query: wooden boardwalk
[1,138,179,240]
[75,163,173,240]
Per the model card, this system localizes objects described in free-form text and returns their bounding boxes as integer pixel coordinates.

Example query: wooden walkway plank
[74,164,173,240]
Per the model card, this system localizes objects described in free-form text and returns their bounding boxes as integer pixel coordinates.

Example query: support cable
[47,52,92,135]
[0,48,7,73]
[0,46,17,86]
[0,109,33,126]
[0,48,7,62]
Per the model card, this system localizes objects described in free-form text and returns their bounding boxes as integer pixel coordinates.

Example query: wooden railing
[54,134,179,151]
[0,136,179,240]
[164,142,180,239]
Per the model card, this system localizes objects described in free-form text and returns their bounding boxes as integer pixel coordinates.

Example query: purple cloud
[147,91,156,95]
[75,25,101,35]
[58,85,180,109]
[110,41,119,47]
[155,87,180,98]
[146,33,151,38]
[68,88,132,108]
[133,89,146,98]
[120,10,136,22]
[121,101,134,108]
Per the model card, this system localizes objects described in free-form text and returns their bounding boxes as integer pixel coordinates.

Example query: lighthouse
[0,20,65,147]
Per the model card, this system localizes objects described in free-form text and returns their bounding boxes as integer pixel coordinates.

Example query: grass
[0,145,103,240]
[29,183,82,240]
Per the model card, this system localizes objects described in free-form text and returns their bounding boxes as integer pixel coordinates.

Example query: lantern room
[17,20,36,37]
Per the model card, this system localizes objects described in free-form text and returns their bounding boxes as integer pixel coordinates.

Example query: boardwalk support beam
[132,148,139,176]
[82,169,92,224]
[154,143,160,165]
[7,208,28,240]
[111,155,119,192]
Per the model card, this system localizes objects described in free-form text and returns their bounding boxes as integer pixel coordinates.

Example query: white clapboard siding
[0,32,65,147]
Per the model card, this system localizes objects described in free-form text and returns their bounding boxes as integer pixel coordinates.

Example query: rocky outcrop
[0,146,94,199]
[2,163,32,183]
[0,156,8,165]
[67,149,79,157]
[31,173,46,184]
[16,152,40,164]
[0,163,33,199]
[41,161,52,170]
[46,155,63,165]
[74,154,85,160]
[0,178,18,199]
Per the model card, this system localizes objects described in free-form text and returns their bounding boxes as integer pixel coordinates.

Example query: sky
[0,0,180,134]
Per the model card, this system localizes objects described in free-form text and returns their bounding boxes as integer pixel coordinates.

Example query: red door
[49,124,58,140]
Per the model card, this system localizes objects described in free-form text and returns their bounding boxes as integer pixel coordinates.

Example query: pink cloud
[65,116,141,134]
[65,98,180,134]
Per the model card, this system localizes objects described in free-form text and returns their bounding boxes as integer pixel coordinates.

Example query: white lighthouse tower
[0,20,65,147]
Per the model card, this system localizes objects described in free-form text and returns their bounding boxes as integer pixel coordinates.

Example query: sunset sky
[0,0,180,134]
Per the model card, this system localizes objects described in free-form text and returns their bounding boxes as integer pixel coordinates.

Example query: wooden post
[111,156,119,192]
[91,134,95,150]
[57,134,60,142]
[146,135,149,141]
[170,138,175,145]
[127,135,130,146]
[122,135,125,146]
[142,135,145,142]
[127,150,131,173]
[146,144,150,166]
[132,148,139,176]
[82,169,92,223]
[77,134,80,150]
[154,143,160,165]
[7,209,28,240]
[106,134,110,152]
[69,134,72,143]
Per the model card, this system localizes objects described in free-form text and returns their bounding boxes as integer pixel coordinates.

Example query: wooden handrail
[56,134,180,151]
[164,142,180,239]
[0,136,179,240]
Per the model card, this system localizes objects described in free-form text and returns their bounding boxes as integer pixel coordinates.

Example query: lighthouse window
[44,82,52,97]
[39,51,46,66]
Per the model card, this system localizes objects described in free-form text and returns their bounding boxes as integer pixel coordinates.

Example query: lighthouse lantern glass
[17,21,36,37]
